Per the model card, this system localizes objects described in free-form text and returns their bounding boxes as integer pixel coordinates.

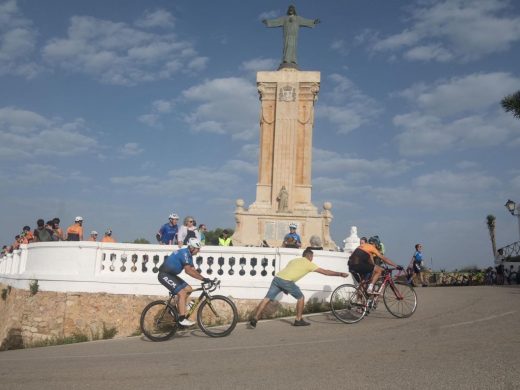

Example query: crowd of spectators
[0,216,118,258]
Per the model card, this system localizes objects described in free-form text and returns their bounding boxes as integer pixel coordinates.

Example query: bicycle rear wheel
[140,300,179,341]
[383,282,417,318]
[330,284,367,324]
[197,295,238,337]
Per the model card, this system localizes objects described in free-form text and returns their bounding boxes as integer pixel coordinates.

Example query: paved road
[0,286,519,390]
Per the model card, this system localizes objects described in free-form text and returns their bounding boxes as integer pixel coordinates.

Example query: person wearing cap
[249,248,348,328]
[158,237,212,327]
[66,216,84,241]
[88,231,98,242]
[101,229,116,243]
[157,213,179,245]
[282,223,301,248]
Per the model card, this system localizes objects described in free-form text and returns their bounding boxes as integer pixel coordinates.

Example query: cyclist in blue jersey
[282,223,302,248]
[158,237,211,326]
[156,213,179,245]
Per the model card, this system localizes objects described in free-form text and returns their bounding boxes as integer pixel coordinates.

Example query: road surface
[0,285,519,390]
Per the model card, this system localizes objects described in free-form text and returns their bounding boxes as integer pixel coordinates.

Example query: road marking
[440,311,516,329]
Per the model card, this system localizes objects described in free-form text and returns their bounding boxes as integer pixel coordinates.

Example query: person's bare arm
[315,268,348,278]
[184,265,207,281]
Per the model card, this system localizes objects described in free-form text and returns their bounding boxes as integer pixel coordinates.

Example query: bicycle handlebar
[202,278,220,293]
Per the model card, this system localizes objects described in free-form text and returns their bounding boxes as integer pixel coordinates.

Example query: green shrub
[29,280,39,296]
[1,288,7,301]
[102,323,118,339]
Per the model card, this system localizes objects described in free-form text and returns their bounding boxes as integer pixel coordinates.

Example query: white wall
[0,243,353,302]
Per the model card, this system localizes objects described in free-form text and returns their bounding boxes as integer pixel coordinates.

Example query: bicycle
[140,278,238,341]
[330,265,417,324]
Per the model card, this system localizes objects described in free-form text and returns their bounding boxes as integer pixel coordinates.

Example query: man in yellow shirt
[250,248,348,327]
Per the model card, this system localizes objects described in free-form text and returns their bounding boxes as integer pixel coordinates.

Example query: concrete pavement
[0,285,519,390]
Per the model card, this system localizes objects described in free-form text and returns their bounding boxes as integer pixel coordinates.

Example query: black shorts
[158,271,188,295]
[348,262,375,282]
[413,262,422,274]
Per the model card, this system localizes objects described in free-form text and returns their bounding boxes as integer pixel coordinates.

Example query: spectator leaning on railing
[66,216,84,241]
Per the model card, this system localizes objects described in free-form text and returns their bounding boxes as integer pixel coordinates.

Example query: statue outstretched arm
[263,17,285,28]
[298,16,319,28]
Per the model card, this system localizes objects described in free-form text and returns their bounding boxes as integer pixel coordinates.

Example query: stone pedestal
[232,69,337,250]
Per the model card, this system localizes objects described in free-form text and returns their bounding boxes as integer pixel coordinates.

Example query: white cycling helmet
[90,230,98,236]
[289,223,297,229]
[169,213,179,220]
[105,228,112,235]
[75,216,83,222]
[187,237,201,249]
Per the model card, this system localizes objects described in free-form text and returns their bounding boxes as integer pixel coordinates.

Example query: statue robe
[265,15,316,66]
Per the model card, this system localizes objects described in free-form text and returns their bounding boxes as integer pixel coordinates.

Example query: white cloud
[111,164,246,196]
[240,57,278,73]
[399,72,520,117]
[413,170,500,192]
[394,72,520,156]
[313,148,414,180]
[0,107,98,159]
[330,39,348,55]
[258,10,281,21]
[43,14,206,85]
[135,9,175,29]
[118,142,143,157]
[364,0,520,62]
[317,74,382,134]
[0,0,40,78]
[182,77,258,139]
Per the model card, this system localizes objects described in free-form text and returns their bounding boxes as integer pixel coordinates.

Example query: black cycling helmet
[368,236,380,245]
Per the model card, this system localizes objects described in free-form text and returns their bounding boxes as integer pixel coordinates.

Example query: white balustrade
[0,242,352,301]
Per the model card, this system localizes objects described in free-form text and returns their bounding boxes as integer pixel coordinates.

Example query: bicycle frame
[354,266,407,307]
[168,279,220,317]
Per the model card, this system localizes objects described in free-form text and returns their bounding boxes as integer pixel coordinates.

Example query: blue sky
[1,0,519,270]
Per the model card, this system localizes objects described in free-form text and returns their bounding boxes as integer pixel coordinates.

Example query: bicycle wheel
[330,284,367,324]
[197,295,238,337]
[140,300,179,341]
[383,282,417,318]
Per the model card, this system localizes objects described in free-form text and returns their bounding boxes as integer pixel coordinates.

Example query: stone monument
[232,13,336,249]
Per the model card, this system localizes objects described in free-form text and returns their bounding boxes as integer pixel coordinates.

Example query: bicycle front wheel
[383,282,417,318]
[330,284,367,324]
[140,300,179,341]
[197,295,238,337]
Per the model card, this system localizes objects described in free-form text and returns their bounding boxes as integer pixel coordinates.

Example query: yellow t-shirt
[276,257,319,282]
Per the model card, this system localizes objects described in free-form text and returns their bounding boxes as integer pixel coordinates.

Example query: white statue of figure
[343,226,360,255]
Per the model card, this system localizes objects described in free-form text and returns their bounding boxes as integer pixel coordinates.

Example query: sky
[1,0,519,270]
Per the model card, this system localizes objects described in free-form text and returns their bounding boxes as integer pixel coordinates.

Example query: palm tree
[486,215,497,259]
[501,91,520,119]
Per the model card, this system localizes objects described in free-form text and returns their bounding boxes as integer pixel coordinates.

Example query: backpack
[183,229,197,245]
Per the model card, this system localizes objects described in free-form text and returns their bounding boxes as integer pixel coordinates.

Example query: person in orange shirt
[87,231,98,241]
[22,226,34,243]
[101,229,116,243]
[348,236,401,294]
[66,216,84,241]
